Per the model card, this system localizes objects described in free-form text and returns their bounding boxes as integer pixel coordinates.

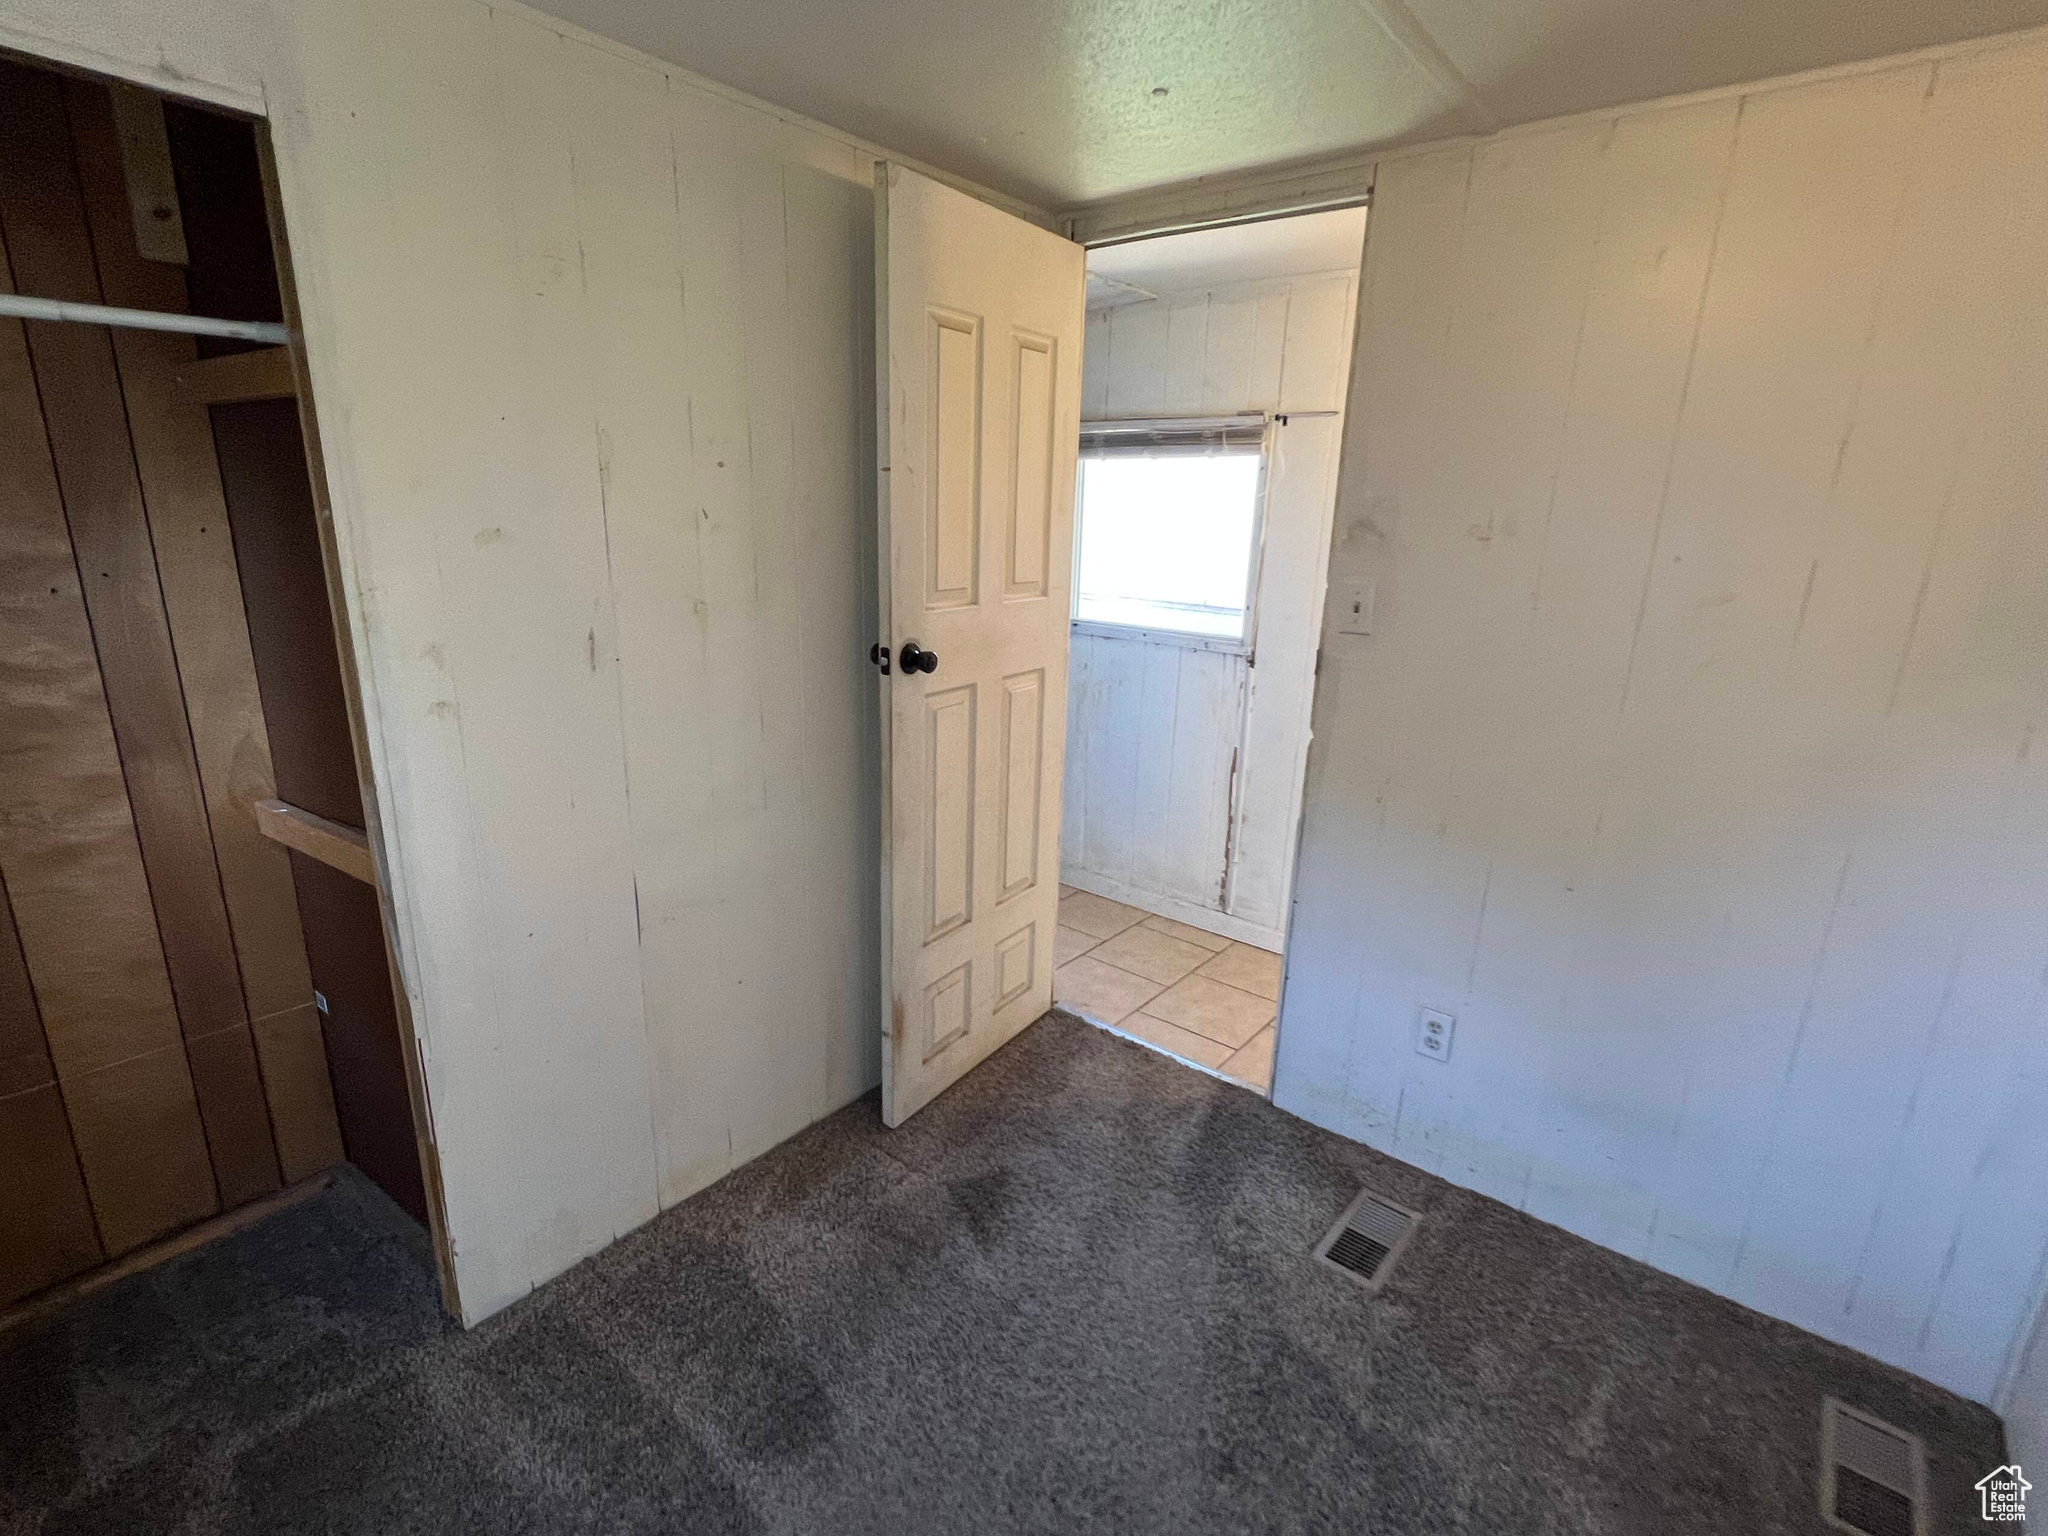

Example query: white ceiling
[535,0,2048,210]
[1086,205,1368,307]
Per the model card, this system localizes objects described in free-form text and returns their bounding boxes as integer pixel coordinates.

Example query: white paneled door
[874,164,1084,1126]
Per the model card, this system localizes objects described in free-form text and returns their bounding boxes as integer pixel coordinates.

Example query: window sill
[1070,619,1250,656]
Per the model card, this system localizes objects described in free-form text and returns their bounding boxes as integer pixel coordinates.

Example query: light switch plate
[1335,580,1376,635]
[1415,1007,1454,1061]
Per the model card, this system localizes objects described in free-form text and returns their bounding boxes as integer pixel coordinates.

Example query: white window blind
[1074,416,1266,642]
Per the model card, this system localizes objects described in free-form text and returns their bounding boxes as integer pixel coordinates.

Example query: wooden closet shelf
[252,798,376,885]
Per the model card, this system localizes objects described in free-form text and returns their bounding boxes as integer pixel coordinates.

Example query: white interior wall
[0,0,272,116]
[12,0,2048,1409]
[1284,31,2048,1403]
[283,1,897,1321]
[0,0,962,1324]
[324,0,894,1319]
[1065,272,1356,947]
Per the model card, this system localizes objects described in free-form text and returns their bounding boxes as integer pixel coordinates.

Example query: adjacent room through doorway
[1052,207,1366,1098]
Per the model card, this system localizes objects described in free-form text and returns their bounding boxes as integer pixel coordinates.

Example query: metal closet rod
[0,292,290,345]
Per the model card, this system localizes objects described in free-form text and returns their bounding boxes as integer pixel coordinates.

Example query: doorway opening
[0,55,449,1319]
[1052,206,1368,1099]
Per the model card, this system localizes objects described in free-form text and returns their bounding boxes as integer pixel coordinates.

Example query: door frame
[0,41,456,1316]
[1060,213,1371,1097]
[252,129,458,1315]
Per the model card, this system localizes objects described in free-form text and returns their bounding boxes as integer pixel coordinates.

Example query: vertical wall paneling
[0,873,58,1099]
[1238,275,1355,931]
[1064,633,1244,920]
[1080,308,1111,419]
[0,65,282,1208]
[732,107,865,1165]
[1063,272,1358,947]
[625,81,758,1206]
[293,0,517,1304]
[1851,47,2048,1401]
[0,870,104,1301]
[65,78,345,1186]
[1286,37,2048,1402]
[1628,70,1933,1307]
[213,396,407,1211]
[7,0,2044,1391]
[418,4,658,1294]
[265,0,888,1317]
[0,98,222,1256]
[783,131,883,1126]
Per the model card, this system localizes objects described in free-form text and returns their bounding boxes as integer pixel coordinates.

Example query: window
[1072,417,1266,643]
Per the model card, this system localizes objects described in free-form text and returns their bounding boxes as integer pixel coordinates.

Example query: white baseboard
[1060,867,1285,953]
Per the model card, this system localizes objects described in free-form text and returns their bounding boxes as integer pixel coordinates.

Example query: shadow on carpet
[0,1010,2010,1534]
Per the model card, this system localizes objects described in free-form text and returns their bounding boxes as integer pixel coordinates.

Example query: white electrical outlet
[1415,1007,1454,1061]
[1335,580,1376,635]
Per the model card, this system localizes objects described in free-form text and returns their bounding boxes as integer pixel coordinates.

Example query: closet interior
[0,56,435,1315]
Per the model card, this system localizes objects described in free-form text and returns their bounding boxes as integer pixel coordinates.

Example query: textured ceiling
[535,0,2048,209]
[1087,206,1368,307]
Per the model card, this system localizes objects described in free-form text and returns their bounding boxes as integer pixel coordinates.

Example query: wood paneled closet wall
[0,61,417,1307]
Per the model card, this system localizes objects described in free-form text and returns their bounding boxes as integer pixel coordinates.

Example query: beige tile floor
[1052,885,1281,1094]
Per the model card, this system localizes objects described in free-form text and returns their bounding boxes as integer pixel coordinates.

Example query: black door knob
[898,640,939,675]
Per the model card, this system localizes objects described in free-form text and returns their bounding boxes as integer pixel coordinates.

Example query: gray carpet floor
[0,1010,2013,1534]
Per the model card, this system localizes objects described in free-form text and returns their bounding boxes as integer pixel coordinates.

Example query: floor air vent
[1313,1188,1420,1291]
[1821,1398,1927,1536]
